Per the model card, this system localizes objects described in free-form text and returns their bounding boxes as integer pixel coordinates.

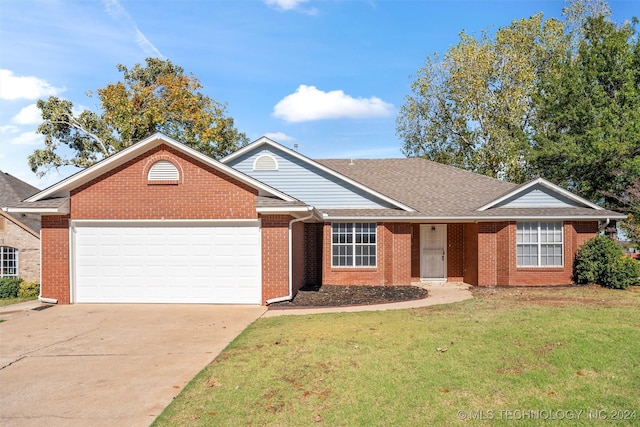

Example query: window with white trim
[0,246,18,278]
[331,223,377,267]
[148,160,179,181]
[516,222,563,267]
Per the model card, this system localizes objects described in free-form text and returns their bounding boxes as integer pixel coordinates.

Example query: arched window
[147,160,180,181]
[0,246,18,278]
[253,154,278,171]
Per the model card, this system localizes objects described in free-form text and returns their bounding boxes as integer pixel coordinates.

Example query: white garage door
[73,221,261,304]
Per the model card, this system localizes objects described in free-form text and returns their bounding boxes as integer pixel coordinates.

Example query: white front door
[420,224,446,280]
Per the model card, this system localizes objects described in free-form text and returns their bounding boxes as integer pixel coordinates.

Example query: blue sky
[0,0,636,189]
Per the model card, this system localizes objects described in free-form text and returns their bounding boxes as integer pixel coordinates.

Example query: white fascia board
[6,207,70,215]
[478,177,603,211]
[322,214,626,222]
[222,137,416,212]
[26,133,295,203]
[6,199,70,215]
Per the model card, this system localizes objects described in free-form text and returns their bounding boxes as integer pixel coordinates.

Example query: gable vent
[253,154,278,171]
[148,160,179,181]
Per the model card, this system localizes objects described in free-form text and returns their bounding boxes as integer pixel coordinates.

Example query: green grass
[154,286,640,426]
[0,296,37,307]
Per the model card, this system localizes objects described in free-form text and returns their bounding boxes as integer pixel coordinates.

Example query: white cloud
[264,0,318,14]
[102,0,163,57]
[273,85,394,123]
[0,70,63,101]
[12,104,42,125]
[264,132,294,142]
[0,125,19,134]
[10,131,43,146]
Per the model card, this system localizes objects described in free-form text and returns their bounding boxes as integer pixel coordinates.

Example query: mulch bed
[268,284,429,308]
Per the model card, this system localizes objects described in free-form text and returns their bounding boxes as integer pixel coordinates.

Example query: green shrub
[574,236,623,285]
[0,277,23,299]
[18,280,40,299]
[602,257,640,289]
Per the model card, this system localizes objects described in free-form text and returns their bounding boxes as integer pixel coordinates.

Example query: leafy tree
[528,16,640,209]
[397,13,567,182]
[29,58,248,176]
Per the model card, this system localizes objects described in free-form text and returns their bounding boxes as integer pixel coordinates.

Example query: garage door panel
[74,223,261,304]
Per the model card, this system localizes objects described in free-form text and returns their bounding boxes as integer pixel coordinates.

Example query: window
[148,160,179,181]
[0,246,18,278]
[253,154,278,171]
[332,223,377,267]
[516,222,563,267]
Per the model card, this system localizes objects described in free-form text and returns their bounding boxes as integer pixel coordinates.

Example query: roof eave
[478,177,603,211]
[321,214,627,222]
[5,206,70,215]
[0,211,40,237]
[25,133,296,203]
[257,206,322,220]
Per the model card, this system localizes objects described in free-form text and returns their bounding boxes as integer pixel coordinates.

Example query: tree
[29,58,248,176]
[397,13,567,182]
[528,16,640,209]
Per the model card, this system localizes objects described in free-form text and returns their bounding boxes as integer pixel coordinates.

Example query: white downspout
[265,208,315,305]
[598,218,610,233]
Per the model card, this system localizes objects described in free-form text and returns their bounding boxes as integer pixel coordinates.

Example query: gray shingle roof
[0,171,40,206]
[256,196,307,208]
[315,159,624,220]
[9,198,69,209]
[317,158,517,216]
[0,171,41,232]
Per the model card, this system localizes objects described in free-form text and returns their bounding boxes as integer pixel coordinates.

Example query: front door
[420,224,446,280]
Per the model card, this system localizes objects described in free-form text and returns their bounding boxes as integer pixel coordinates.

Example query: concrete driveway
[0,303,266,426]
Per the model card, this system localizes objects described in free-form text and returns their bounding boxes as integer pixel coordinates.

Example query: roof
[222,137,416,212]
[317,158,515,217]
[6,133,625,222]
[0,171,40,206]
[20,133,297,206]
[316,159,625,221]
[0,171,41,233]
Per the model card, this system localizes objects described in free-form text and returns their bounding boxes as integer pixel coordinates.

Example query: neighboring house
[7,133,625,304]
[0,171,41,282]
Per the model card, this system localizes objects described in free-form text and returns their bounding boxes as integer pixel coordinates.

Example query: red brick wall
[477,222,509,286]
[463,223,479,285]
[71,144,258,219]
[41,215,70,304]
[387,223,412,286]
[261,215,291,303]
[322,222,411,286]
[475,221,598,286]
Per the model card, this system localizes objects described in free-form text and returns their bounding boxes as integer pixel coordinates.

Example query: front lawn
[154,286,640,426]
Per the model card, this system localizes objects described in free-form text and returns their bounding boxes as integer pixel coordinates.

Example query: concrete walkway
[262,282,473,317]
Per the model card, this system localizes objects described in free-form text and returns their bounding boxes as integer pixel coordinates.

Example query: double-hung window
[332,223,377,267]
[516,222,563,267]
[0,246,18,278]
